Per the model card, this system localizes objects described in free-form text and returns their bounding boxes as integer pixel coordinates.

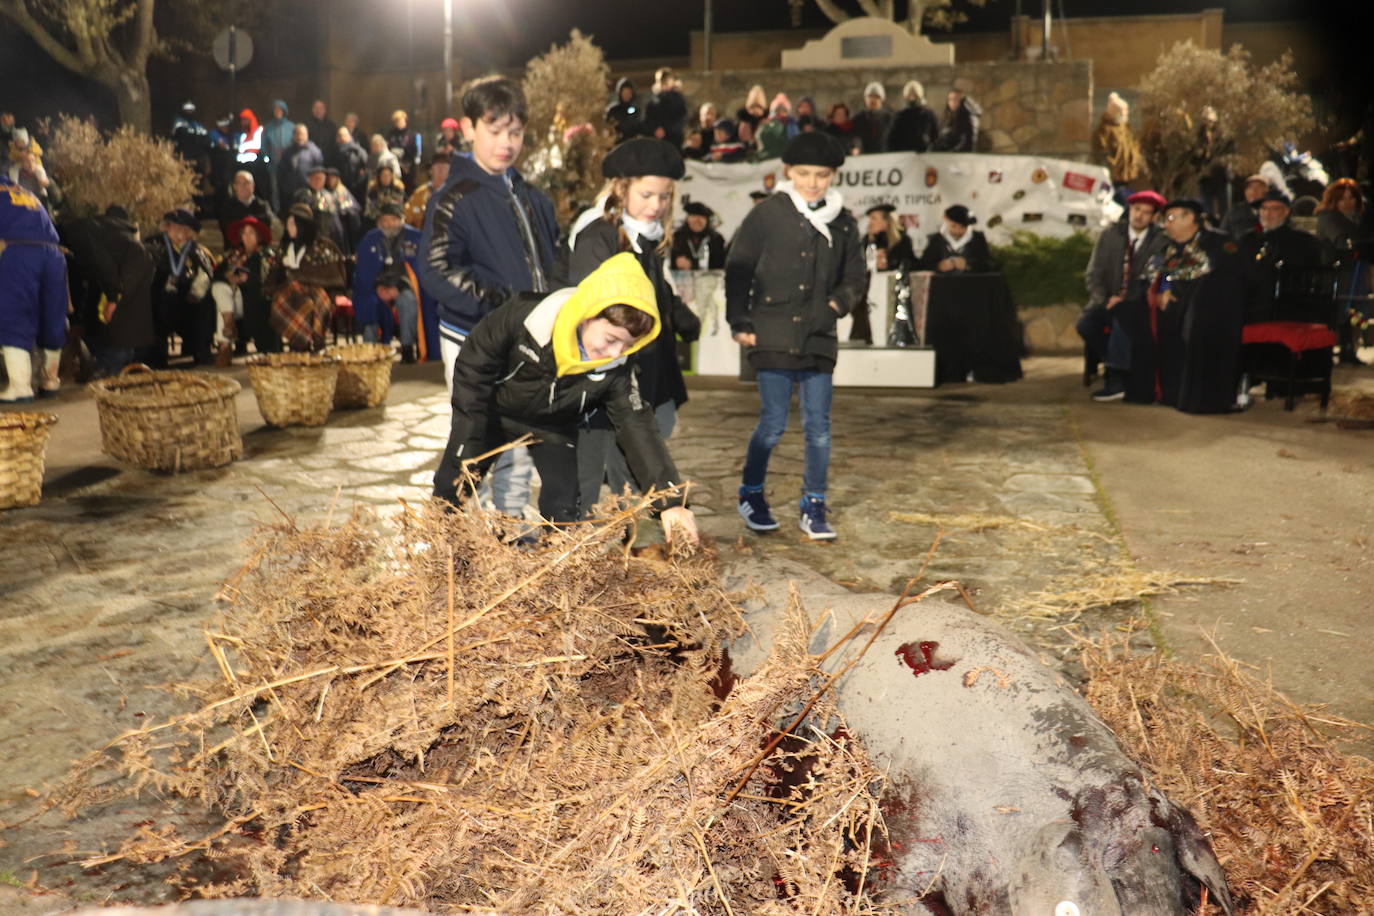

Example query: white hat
[864,82,886,101]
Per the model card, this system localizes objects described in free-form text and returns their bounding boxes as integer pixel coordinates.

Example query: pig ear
[1168,803,1236,916]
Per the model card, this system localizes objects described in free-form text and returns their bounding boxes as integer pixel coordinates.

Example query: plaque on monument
[840,35,892,59]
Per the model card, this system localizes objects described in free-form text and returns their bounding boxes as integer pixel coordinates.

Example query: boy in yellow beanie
[432,252,697,543]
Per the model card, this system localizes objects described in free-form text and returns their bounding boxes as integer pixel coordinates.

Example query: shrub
[992,230,1095,309]
[521,29,617,224]
[39,115,197,233]
[1136,42,1315,200]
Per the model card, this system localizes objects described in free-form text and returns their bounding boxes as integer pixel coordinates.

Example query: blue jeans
[742,369,832,498]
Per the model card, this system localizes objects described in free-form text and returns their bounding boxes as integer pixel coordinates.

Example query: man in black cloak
[1115,199,1245,413]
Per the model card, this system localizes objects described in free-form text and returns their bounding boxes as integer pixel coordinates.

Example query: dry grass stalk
[1008,560,1241,621]
[1079,627,1374,915]
[1328,388,1374,422]
[47,501,895,915]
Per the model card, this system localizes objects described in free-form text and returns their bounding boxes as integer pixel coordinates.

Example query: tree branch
[130,0,155,67]
[0,0,92,74]
[813,0,852,25]
[855,0,884,17]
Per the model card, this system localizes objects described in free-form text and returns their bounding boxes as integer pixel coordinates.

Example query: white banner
[680,152,1121,248]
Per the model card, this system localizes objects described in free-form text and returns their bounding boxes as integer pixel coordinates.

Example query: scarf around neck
[777,179,843,245]
[939,225,973,253]
[620,212,664,253]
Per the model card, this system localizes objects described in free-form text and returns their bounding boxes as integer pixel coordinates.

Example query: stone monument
[780,16,955,69]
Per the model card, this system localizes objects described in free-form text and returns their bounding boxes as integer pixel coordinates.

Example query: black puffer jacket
[724,193,866,368]
[440,288,683,507]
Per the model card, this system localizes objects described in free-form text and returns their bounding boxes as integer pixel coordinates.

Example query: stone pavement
[1,356,1371,902]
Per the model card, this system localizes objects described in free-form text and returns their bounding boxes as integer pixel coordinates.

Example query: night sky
[0,0,1363,129]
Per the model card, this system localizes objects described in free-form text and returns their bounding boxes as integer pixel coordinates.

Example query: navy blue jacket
[417,154,559,340]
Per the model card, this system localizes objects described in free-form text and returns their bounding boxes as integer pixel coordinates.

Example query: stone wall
[677,59,1094,159]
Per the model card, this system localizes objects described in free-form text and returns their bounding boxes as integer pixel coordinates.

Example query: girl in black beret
[566,137,702,518]
[671,201,727,270]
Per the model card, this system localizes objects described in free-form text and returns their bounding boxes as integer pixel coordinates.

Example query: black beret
[602,137,685,180]
[782,132,845,169]
[865,202,897,216]
[683,201,714,218]
[287,202,315,223]
[162,208,201,231]
[307,162,327,174]
[749,190,770,201]
[378,201,405,219]
[1163,198,1205,218]
[1259,188,1292,205]
[943,204,975,226]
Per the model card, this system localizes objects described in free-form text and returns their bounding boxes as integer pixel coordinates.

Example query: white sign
[679,151,1121,250]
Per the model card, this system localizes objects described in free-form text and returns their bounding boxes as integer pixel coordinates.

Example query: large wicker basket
[0,411,58,509]
[327,343,393,409]
[247,352,340,427]
[89,365,243,472]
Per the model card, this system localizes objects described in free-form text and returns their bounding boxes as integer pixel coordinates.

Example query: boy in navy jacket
[418,76,560,518]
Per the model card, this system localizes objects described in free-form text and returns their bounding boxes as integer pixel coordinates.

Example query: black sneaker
[1091,386,1125,401]
[738,489,780,532]
[799,496,837,540]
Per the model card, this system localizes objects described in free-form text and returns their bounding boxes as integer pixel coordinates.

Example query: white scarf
[621,213,664,253]
[939,225,973,253]
[777,179,843,246]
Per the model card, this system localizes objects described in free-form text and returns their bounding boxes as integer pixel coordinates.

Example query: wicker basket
[0,411,58,509]
[327,343,393,409]
[89,365,243,472]
[247,352,340,427]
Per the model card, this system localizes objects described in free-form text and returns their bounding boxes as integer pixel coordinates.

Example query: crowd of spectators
[611,69,981,161]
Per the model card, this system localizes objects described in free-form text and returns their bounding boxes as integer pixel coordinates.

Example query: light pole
[443,0,453,112]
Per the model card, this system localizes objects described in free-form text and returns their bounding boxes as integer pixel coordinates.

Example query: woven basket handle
[119,362,165,398]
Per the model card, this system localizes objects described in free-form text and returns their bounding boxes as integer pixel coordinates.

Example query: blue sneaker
[738,488,780,532]
[799,496,837,540]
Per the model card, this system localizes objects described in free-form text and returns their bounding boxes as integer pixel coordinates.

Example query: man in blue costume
[1,174,68,402]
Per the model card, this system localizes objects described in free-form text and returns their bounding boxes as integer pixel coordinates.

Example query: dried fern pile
[51,503,892,915]
[1080,631,1374,915]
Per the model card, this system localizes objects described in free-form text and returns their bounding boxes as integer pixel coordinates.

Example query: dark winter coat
[331,140,370,201]
[1238,222,1325,323]
[851,107,893,154]
[417,153,560,339]
[670,227,727,270]
[605,78,643,142]
[60,214,155,350]
[644,89,689,148]
[434,287,683,511]
[219,193,275,237]
[304,115,339,163]
[918,231,996,273]
[932,98,981,153]
[278,141,324,205]
[725,193,867,370]
[569,219,701,410]
[886,102,939,153]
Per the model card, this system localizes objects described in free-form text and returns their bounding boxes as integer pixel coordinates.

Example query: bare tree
[810,0,987,35]
[1,0,262,134]
[1,0,157,132]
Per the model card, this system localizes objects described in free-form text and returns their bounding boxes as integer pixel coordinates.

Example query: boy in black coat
[432,252,697,542]
[725,133,866,541]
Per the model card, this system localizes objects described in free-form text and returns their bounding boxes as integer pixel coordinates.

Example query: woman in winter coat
[862,203,917,272]
[430,251,698,543]
[566,138,701,517]
[270,203,345,351]
[918,204,995,273]
[364,164,407,228]
[224,215,280,353]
